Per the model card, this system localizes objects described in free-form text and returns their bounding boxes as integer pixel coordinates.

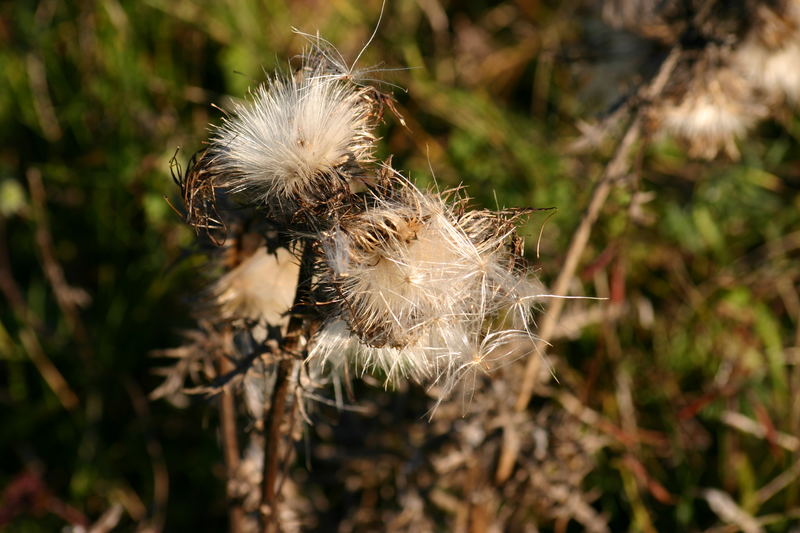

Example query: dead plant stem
[260,359,292,533]
[260,240,314,533]
[514,46,681,411]
[0,217,79,411]
[26,168,94,362]
[218,352,244,533]
[514,113,641,411]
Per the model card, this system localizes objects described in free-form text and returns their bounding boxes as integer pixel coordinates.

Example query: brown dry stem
[26,168,94,362]
[260,241,315,533]
[514,46,682,412]
[218,351,244,533]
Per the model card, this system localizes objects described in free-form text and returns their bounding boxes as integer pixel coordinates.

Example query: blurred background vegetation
[1,0,799,531]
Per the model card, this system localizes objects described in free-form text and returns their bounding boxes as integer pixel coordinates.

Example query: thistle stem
[260,358,292,533]
[218,351,244,533]
[260,240,315,533]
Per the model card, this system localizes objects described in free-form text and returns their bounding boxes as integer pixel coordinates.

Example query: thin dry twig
[553,388,667,449]
[514,112,642,410]
[18,328,80,411]
[26,168,94,362]
[218,349,245,533]
[755,456,800,505]
[702,488,763,533]
[0,217,79,411]
[515,45,682,412]
[0,470,88,527]
[26,52,62,142]
[183,347,266,396]
[703,509,800,533]
[87,504,124,533]
[124,379,169,533]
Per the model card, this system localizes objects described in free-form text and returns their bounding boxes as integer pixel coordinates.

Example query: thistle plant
[164,38,544,532]
[181,43,543,390]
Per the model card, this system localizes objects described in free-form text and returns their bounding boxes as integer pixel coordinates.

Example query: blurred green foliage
[1,0,799,531]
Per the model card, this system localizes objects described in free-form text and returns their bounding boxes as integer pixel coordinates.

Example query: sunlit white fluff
[212,246,299,325]
[734,3,800,105]
[309,319,434,384]
[656,65,764,159]
[430,327,535,401]
[308,176,542,392]
[653,3,800,159]
[737,40,800,103]
[331,204,474,348]
[322,181,515,349]
[208,69,376,211]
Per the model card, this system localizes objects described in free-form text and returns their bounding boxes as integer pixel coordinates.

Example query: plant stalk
[260,240,315,533]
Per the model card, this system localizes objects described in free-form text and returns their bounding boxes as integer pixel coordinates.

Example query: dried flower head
[172,34,545,406]
[211,246,299,326]
[652,50,766,159]
[309,174,541,392]
[209,78,375,207]
[734,2,800,104]
[170,148,225,241]
[199,46,388,225]
[594,0,800,160]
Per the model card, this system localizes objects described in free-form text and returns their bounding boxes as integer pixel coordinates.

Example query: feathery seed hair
[601,0,800,159]
[654,57,765,159]
[734,1,800,104]
[197,45,393,228]
[309,173,542,392]
[208,75,376,212]
[211,246,300,326]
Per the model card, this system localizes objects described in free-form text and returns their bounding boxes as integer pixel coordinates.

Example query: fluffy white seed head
[734,3,800,105]
[736,40,800,103]
[331,211,471,348]
[655,63,765,159]
[208,67,378,214]
[308,176,542,392]
[650,3,800,159]
[321,183,513,348]
[211,246,299,326]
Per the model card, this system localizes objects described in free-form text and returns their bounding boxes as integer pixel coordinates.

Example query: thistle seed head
[199,43,391,226]
[653,51,766,159]
[309,174,542,390]
[178,36,544,401]
[209,76,376,208]
[211,246,300,326]
[734,2,800,105]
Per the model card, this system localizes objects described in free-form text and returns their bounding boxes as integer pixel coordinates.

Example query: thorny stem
[215,219,252,533]
[124,378,169,533]
[260,240,315,533]
[514,46,682,412]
